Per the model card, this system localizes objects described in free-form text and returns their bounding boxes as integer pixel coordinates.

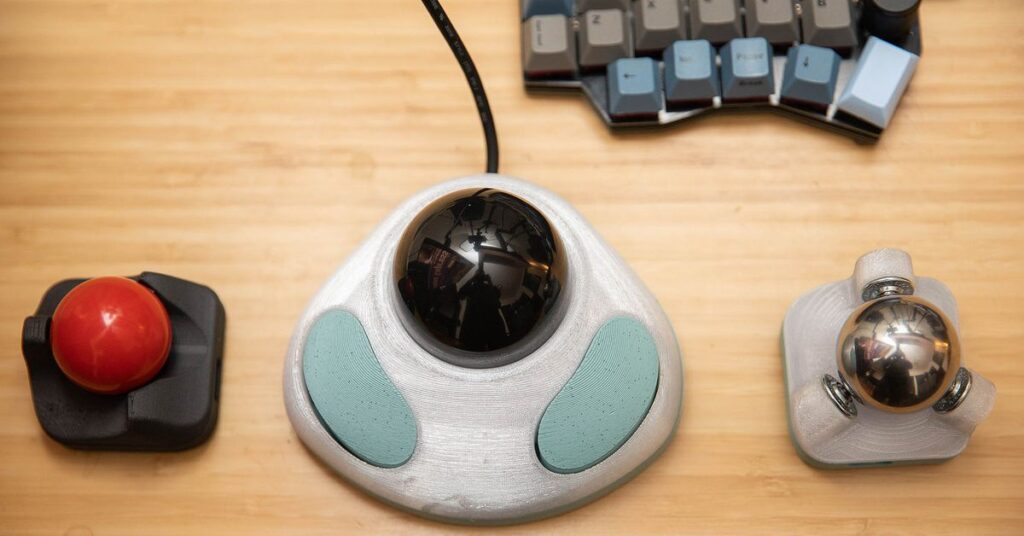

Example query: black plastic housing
[21,272,225,451]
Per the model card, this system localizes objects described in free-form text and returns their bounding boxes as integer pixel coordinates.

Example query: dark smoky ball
[395,188,567,365]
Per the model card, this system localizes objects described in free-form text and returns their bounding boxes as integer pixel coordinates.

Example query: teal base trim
[303,309,417,468]
[537,316,660,474]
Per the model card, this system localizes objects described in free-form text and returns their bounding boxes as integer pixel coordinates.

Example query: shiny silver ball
[837,295,961,413]
[395,188,567,368]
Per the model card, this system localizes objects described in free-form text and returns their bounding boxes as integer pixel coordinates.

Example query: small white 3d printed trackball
[782,248,995,468]
[283,175,683,524]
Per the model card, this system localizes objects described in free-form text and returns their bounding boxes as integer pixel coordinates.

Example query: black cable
[420,0,499,174]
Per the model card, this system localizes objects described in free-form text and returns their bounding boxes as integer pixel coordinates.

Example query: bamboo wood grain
[1,1,1022,534]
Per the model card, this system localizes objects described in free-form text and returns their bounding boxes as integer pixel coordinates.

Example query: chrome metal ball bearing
[283,176,683,524]
[827,290,966,417]
[782,249,995,468]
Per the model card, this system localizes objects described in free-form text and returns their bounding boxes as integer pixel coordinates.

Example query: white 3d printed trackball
[782,249,995,468]
[283,175,683,524]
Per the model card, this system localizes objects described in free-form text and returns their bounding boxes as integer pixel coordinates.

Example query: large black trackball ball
[395,189,567,368]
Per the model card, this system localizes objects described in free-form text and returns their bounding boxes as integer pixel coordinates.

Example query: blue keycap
[521,0,573,19]
[607,57,663,118]
[663,40,719,105]
[781,44,841,111]
[720,37,774,102]
[837,37,919,128]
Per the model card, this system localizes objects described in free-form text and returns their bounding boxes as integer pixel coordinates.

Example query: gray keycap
[579,9,633,68]
[608,57,664,117]
[688,0,742,45]
[745,0,799,46]
[664,39,720,104]
[802,0,858,53]
[720,37,774,101]
[522,15,577,76]
[837,36,919,128]
[577,0,630,11]
[634,0,687,52]
[781,44,840,110]
[521,0,573,19]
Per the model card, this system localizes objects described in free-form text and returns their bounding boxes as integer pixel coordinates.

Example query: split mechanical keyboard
[520,0,923,142]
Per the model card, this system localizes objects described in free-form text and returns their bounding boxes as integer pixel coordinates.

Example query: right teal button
[537,316,660,474]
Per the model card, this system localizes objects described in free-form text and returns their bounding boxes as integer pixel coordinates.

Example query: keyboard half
[520,0,923,142]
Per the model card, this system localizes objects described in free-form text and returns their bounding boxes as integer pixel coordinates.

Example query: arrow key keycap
[607,57,664,118]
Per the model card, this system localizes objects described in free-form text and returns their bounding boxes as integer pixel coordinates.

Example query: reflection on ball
[395,189,566,367]
[50,277,172,394]
[837,295,960,413]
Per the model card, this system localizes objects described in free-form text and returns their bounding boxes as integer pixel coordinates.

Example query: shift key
[836,37,919,129]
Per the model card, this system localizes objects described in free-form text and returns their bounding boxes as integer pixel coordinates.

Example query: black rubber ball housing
[22,272,225,451]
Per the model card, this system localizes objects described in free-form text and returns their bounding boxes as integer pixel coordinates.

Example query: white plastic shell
[783,249,995,468]
[283,175,683,524]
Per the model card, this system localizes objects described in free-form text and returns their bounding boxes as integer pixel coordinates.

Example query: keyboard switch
[522,15,577,77]
[746,0,799,46]
[664,39,720,105]
[781,44,841,111]
[608,57,664,118]
[837,36,919,128]
[688,0,742,45]
[579,9,633,68]
[634,0,687,53]
[802,0,858,53]
[720,37,774,102]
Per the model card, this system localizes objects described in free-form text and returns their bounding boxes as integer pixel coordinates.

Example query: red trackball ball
[50,276,172,395]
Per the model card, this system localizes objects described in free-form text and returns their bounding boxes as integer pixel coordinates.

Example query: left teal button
[303,309,416,468]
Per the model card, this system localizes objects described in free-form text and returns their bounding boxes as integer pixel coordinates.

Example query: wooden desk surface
[2,1,1022,534]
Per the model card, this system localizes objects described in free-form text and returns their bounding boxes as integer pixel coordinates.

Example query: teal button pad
[781,44,841,111]
[303,309,417,468]
[537,316,660,474]
[607,57,663,118]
